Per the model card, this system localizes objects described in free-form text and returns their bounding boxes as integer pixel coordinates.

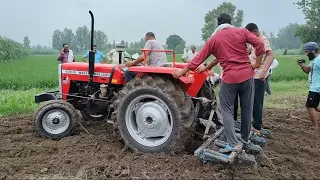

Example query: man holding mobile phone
[297,42,320,129]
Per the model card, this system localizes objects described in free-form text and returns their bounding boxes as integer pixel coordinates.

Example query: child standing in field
[297,42,320,129]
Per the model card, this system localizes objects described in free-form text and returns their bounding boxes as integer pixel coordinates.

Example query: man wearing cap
[297,42,320,129]
[181,45,198,63]
[106,42,131,64]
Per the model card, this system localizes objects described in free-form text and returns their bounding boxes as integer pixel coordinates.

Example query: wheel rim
[125,94,173,147]
[42,109,70,134]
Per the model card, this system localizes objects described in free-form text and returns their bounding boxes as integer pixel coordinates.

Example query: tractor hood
[60,62,125,85]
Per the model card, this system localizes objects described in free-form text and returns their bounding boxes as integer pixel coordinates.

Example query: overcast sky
[0,0,306,47]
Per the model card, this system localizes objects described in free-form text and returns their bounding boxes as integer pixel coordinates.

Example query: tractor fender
[128,66,208,97]
[35,91,58,103]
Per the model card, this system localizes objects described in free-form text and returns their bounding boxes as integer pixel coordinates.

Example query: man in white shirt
[181,45,198,63]
[106,42,130,64]
[265,59,279,95]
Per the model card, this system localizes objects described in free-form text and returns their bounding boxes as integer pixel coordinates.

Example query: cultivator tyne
[193,97,255,164]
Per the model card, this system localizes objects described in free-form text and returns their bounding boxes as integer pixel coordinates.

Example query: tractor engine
[68,80,117,120]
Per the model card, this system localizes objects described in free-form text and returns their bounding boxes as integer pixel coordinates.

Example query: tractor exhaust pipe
[88,10,95,83]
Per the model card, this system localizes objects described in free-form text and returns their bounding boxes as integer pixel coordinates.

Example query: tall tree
[52,29,63,50]
[276,23,302,49]
[94,30,108,51]
[166,35,185,51]
[75,25,90,52]
[175,40,186,54]
[61,28,75,50]
[23,36,31,48]
[294,0,320,44]
[201,2,244,41]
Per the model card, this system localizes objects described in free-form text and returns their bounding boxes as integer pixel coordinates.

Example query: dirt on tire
[1,104,320,179]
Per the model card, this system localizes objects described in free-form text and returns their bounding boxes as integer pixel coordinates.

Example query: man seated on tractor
[122,32,168,82]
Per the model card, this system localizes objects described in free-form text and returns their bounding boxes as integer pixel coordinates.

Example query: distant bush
[0,36,30,61]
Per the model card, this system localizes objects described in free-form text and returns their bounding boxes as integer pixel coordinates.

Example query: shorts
[305,91,320,108]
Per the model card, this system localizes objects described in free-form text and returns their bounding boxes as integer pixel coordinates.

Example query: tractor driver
[122,32,168,82]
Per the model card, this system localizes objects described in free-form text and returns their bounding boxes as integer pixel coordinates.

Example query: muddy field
[1,104,320,179]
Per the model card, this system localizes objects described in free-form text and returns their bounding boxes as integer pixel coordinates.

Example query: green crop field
[0,54,311,117]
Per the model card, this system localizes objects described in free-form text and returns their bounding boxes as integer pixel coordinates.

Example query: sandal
[219,144,242,153]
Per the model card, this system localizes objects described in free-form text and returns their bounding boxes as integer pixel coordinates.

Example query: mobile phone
[299,59,306,64]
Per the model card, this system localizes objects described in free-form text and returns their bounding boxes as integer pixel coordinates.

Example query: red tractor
[33,11,256,164]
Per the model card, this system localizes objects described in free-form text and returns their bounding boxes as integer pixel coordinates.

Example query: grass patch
[264,80,308,109]
[0,81,309,117]
[0,54,309,90]
[0,54,312,116]
[0,88,56,117]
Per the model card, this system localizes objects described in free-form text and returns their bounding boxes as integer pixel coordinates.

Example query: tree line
[5,0,320,61]
[50,26,188,55]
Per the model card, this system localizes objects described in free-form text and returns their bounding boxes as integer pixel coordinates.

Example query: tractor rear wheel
[34,100,78,140]
[114,75,196,154]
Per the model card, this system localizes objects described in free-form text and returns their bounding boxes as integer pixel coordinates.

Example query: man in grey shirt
[122,32,168,82]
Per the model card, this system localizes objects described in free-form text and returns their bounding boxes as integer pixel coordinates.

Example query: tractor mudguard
[128,66,210,97]
[35,91,59,103]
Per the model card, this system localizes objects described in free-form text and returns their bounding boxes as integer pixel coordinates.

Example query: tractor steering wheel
[122,56,134,63]
[123,56,143,66]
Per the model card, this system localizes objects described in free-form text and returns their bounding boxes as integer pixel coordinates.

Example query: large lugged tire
[80,110,107,121]
[34,100,79,140]
[113,75,196,154]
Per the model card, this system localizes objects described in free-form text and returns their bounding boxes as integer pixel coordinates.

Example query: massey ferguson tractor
[33,11,262,164]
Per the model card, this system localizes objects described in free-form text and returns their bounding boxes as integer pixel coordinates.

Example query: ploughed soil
[1,101,320,179]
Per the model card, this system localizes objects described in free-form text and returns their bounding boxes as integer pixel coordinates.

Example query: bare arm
[205,58,219,70]
[245,30,265,68]
[300,63,311,74]
[132,54,145,65]
[57,51,63,61]
[181,53,188,63]
[262,50,275,73]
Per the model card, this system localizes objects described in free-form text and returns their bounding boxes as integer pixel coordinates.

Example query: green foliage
[52,26,108,53]
[283,49,288,55]
[23,36,31,48]
[201,2,244,41]
[94,30,108,51]
[294,0,320,43]
[166,35,186,53]
[0,54,312,116]
[174,42,185,54]
[0,54,309,90]
[75,25,90,52]
[0,36,30,61]
[271,23,302,49]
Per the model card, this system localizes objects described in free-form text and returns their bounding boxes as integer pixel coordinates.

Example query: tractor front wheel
[34,100,78,140]
[114,75,196,154]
